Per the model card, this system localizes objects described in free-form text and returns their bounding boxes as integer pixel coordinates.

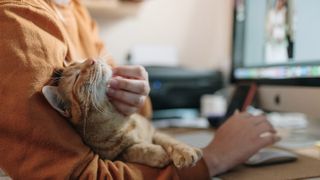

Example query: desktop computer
[231,0,320,118]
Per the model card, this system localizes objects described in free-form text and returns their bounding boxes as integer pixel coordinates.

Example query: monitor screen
[232,0,320,85]
[231,0,320,117]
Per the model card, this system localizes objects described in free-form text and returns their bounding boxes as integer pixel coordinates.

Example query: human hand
[202,112,280,176]
[107,65,150,116]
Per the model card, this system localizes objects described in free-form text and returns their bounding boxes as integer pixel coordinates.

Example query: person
[0,0,279,179]
[265,0,290,63]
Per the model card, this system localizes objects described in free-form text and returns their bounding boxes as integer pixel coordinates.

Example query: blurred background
[86,0,233,71]
[85,0,233,122]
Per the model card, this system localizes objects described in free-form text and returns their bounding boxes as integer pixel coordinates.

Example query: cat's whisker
[99,53,112,61]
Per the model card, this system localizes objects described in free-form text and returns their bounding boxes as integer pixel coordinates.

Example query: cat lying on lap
[42,59,202,168]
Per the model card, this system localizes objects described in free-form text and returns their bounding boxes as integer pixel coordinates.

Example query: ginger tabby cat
[42,59,202,168]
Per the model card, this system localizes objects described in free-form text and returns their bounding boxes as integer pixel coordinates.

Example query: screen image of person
[265,0,295,64]
[235,0,320,80]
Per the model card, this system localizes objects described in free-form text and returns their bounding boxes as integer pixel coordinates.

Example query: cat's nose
[87,59,95,66]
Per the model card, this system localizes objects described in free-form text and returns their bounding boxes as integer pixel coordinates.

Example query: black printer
[145,66,223,120]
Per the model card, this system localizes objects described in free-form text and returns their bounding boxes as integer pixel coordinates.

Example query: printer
[145,66,223,120]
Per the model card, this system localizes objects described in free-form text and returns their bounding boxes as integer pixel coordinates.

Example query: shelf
[83,0,119,11]
[83,0,142,17]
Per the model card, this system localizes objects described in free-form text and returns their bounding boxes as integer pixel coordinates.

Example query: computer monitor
[231,0,320,117]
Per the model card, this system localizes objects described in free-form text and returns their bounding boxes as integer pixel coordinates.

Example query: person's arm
[0,1,209,179]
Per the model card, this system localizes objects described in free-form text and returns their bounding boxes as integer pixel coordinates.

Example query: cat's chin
[96,64,113,102]
[97,61,112,85]
[103,70,112,88]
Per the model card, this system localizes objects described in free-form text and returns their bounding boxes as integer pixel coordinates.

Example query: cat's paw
[146,149,171,168]
[122,144,171,168]
[169,144,203,168]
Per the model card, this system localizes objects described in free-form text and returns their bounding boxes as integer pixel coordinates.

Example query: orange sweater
[0,0,210,179]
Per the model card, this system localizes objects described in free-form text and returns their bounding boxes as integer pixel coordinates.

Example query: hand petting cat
[107,65,150,116]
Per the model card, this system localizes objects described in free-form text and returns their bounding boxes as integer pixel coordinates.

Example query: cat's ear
[42,86,70,118]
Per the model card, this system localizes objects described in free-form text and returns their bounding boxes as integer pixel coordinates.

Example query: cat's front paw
[147,149,171,168]
[169,144,203,168]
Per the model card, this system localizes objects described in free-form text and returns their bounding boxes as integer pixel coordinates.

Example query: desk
[275,116,320,160]
[159,117,320,180]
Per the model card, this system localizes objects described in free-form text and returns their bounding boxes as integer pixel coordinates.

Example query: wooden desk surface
[159,125,320,180]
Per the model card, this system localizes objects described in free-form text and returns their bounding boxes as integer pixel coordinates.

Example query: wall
[91,0,234,73]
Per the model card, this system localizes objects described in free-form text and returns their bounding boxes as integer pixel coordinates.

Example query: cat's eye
[70,62,77,66]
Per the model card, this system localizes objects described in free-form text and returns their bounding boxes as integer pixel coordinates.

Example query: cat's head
[42,59,113,124]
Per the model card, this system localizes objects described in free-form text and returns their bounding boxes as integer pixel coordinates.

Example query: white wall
[91,0,233,73]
